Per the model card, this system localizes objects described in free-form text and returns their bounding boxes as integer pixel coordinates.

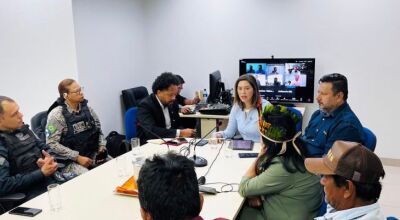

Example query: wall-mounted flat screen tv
[239,58,315,104]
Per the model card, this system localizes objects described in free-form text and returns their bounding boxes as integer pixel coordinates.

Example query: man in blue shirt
[302,73,364,157]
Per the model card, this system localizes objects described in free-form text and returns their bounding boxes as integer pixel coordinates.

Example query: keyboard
[198,104,231,115]
[194,103,208,112]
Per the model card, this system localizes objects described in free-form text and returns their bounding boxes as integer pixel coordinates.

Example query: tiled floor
[380,164,400,218]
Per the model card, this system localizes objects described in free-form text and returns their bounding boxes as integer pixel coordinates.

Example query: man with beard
[301,73,364,157]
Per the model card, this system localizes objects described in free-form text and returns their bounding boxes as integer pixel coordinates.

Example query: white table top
[1,141,260,220]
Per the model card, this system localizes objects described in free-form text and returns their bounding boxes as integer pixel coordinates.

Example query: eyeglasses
[69,87,84,94]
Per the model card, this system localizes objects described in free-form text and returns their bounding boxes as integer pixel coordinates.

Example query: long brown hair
[234,74,260,110]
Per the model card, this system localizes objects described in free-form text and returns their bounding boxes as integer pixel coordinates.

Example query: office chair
[121,86,149,111]
[287,106,303,131]
[0,193,25,214]
[30,110,47,142]
[363,127,377,152]
[317,195,327,217]
[125,107,138,141]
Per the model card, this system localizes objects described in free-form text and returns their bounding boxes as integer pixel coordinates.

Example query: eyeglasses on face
[69,86,84,94]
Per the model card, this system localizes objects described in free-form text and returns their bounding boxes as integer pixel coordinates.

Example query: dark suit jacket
[137,94,182,144]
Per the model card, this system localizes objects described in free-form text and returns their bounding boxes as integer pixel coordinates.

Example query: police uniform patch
[16,132,30,141]
[47,124,57,135]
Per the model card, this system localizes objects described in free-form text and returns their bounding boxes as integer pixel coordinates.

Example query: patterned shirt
[46,101,106,161]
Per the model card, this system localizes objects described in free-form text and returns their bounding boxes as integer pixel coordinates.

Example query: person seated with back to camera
[213,74,270,143]
[137,72,196,145]
[238,105,323,220]
[46,79,108,176]
[137,152,227,220]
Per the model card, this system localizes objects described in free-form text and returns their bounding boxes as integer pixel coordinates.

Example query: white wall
[20,0,394,159]
[72,0,147,135]
[0,0,78,122]
[141,0,400,158]
[2,1,398,158]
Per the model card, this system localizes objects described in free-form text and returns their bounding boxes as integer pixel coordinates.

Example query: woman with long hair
[238,105,322,220]
[214,74,269,142]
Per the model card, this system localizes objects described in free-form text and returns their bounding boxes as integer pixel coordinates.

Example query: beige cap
[305,141,384,183]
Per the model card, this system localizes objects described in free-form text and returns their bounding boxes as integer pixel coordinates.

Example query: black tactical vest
[53,99,100,157]
[0,125,42,175]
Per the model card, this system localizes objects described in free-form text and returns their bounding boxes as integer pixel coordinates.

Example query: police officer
[46,79,107,176]
[0,96,58,201]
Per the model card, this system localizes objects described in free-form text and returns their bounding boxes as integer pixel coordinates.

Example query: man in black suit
[137,72,196,144]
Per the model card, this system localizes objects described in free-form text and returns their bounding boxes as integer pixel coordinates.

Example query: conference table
[180,112,229,138]
[0,140,260,220]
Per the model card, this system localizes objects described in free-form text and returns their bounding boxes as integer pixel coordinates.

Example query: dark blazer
[137,94,182,144]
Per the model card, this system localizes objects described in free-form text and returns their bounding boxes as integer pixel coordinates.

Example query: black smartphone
[196,139,208,146]
[9,207,42,217]
[238,153,259,158]
[95,149,108,164]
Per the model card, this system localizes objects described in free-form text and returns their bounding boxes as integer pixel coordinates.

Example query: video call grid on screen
[239,58,315,103]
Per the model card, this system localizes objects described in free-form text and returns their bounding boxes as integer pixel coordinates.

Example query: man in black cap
[305,141,385,220]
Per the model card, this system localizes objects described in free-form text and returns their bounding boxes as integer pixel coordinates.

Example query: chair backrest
[317,195,327,217]
[125,107,138,141]
[287,106,302,131]
[30,111,48,142]
[121,86,149,111]
[363,127,377,152]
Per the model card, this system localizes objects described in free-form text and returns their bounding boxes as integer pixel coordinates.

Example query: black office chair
[121,86,149,111]
[0,193,25,214]
[30,111,47,142]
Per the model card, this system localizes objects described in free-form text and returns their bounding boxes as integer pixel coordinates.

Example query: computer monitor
[239,58,315,104]
[207,70,224,104]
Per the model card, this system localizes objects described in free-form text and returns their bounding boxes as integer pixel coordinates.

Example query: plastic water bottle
[203,89,208,103]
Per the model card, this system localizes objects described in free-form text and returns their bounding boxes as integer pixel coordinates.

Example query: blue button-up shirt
[302,102,364,157]
[221,99,270,143]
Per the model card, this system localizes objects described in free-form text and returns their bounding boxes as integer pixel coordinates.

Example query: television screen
[239,58,315,103]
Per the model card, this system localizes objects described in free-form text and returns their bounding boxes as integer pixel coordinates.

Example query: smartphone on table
[9,206,42,217]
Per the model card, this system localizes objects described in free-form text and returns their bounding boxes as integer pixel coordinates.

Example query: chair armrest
[0,193,25,202]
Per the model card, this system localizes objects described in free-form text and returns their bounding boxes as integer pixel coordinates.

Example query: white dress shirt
[155,95,179,137]
[315,203,385,220]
